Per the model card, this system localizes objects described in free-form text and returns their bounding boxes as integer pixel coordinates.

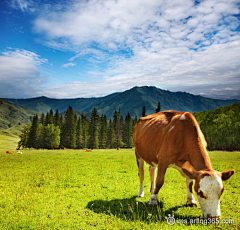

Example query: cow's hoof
[138,192,144,197]
[149,194,158,206]
[186,201,197,207]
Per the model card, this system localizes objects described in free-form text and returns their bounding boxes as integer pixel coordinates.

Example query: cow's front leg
[149,166,156,194]
[186,178,197,206]
[137,158,145,197]
[149,166,167,206]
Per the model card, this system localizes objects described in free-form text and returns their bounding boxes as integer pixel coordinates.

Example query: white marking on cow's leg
[186,178,197,206]
[180,113,186,120]
[138,158,144,197]
[149,194,158,206]
[169,126,175,132]
[149,166,156,194]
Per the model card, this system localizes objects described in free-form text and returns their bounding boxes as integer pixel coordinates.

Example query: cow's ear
[182,161,199,180]
[221,170,235,181]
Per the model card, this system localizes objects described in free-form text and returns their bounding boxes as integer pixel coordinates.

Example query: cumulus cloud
[0,48,47,98]
[5,0,240,99]
[61,63,76,68]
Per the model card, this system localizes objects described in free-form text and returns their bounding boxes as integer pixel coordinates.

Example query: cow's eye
[199,190,207,199]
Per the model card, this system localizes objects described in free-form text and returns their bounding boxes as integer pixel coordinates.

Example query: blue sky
[0,0,240,99]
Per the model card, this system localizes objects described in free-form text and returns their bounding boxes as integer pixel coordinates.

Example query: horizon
[2,86,240,101]
[0,0,240,100]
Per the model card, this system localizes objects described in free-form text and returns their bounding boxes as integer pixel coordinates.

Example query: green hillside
[4,86,239,118]
[0,99,39,136]
[194,103,240,151]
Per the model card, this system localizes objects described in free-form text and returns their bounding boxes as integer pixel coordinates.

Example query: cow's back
[133,111,186,164]
[133,110,211,170]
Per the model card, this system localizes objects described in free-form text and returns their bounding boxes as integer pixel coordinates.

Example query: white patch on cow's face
[169,126,175,132]
[180,114,186,120]
[196,173,223,218]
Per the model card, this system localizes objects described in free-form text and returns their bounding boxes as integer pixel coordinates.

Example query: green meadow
[0,143,239,229]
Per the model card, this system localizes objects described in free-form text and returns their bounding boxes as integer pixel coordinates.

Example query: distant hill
[0,99,39,135]
[3,86,239,118]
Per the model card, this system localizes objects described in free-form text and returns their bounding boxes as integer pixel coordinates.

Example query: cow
[133,111,235,219]
[86,149,92,152]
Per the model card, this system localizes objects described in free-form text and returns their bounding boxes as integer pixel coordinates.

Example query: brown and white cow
[133,111,235,218]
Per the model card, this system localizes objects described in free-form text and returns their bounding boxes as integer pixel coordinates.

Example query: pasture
[0,148,239,229]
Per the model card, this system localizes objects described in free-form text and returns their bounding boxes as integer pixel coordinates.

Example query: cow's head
[182,161,234,218]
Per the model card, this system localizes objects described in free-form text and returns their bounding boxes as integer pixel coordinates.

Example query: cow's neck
[190,147,212,171]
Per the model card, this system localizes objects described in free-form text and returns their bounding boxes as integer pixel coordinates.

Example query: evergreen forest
[19,102,240,151]
[193,103,240,151]
[19,106,138,150]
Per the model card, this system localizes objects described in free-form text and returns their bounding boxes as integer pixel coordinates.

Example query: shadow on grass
[86,196,201,224]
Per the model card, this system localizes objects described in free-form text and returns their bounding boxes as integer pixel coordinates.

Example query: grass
[0,147,239,229]
[0,133,20,151]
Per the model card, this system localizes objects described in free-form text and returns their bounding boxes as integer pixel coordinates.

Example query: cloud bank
[0,48,47,98]
[3,0,240,99]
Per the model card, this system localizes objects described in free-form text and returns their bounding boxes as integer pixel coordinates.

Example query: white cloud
[6,0,240,99]
[61,63,76,68]
[0,49,47,98]
[10,0,34,12]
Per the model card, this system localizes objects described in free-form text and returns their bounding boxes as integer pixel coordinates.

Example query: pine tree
[19,124,31,149]
[88,108,99,149]
[81,114,89,148]
[132,116,138,131]
[40,113,45,125]
[76,117,82,149]
[54,109,61,127]
[107,119,115,148]
[61,106,76,149]
[156,101,161,113]
[99,115,108,149]
[45,124,60,149]
[38,124,45,149]
[123,112,133,147]
[27,114,39,148]
[45,109,55,125]
[113,108,123,150]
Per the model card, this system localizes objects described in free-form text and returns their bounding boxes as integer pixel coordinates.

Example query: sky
[0,0,240,99]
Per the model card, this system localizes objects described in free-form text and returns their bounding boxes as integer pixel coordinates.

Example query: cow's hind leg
[137,158,145,197]
[149,165,167,206]
[149,166,156,194]
[186,178,197,206]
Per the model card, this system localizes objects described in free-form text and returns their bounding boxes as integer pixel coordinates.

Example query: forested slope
[194,103,240,151]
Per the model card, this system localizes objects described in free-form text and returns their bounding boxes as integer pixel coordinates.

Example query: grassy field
[0,146,239,229]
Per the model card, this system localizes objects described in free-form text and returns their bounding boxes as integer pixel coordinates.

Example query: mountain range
[3,86,239,119]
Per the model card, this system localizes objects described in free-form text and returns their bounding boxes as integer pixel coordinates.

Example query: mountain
[0,99,39,135]
[3,86,239,118]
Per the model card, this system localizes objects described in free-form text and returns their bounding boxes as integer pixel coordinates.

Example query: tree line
[193,103,240,151]
[19,101,239,151]
[19,106,139,150]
